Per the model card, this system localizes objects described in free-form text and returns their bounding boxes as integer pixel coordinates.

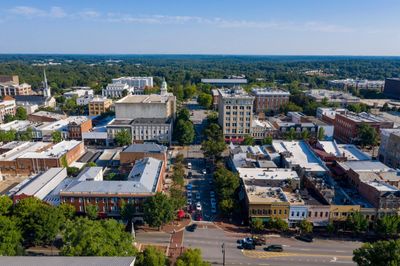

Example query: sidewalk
[161,217,191,233]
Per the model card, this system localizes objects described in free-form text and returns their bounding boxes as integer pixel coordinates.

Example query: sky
[1,0,400,55]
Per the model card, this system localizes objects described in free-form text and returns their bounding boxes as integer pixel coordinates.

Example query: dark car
[187,172,193,179]
[237,242,255,250]
[186,224,198,232]
[264,245,283,252]
[295,234,314,243]
[252,236,266,246]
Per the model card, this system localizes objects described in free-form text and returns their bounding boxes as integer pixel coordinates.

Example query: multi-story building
[383,78,400,99]
[103,83,132,98]
[0,140,84,176]
[112,76,153,89]
[103,77,153,97]
[217,88,254,143]
[119,143,168,166]
[328,79,385,91]
[333,112,394,143]
[284,191,308,226]
[0,75,19,84]
[28,111,67,123]
[305,89,360,106]
[88,97,112,116]
[238,168,300,190]
[0,96,16,122]
[64,88,94,99]
[0,82,32,96]
[201,78,248,87]
[379,129,400,168]
[251,88,290,114]
[60,157,164,219]
[67,117,93,140]
[251,119,276,140]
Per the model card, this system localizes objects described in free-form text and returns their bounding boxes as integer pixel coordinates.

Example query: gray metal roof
[0,257,135,266]
[201,78,248,84]
[123,143,167,153]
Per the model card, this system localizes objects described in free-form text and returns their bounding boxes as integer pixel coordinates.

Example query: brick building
[251,88,290,114]
[28,111,67,123]
[67,117,93,140]
[119,143,167,166]
[89,97,112,116]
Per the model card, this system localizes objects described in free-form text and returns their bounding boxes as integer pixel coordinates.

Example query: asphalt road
[184,227,361,266]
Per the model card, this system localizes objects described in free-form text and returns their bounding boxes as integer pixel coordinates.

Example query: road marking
[331,257,337,262]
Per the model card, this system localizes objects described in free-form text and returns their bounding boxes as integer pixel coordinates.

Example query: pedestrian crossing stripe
[243,250,297,259]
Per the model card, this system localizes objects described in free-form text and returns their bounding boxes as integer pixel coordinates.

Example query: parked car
[202,169,207,175]
[264,245,283,252]
[210,191,215,197]
[211,206,217,214]
[237,237,253,245]
[238,242,255,250]
[187,172,193,179]
[295,234,314,243]
[196,202,202,211]
[195,212,202,221]
[196,193,201,200]
[252,236,266,246]
[187,191,192,198]
[187,162,192,169]
[186,224,198,232]
[186,184,192,190]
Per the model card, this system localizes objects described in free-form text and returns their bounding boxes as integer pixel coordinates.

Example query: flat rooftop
[238,168,299,181]
[123,143,167,153]
[30,111,66,120]
[218,88,254,99]
[318,141,371,161]
[0,142,51,161]
[116,94,170,104]
[109,118,171,126]
[245,185,288,204]
[339,111,388,123]
[0,120,37,131]
[339,160,393,172]
[19,140,82,159]
[127,157,163,192]
[201,78,248,84]
[251,88,290,96]
[365,180,398,192]
[272,140,327,173]
[283,191,305,206]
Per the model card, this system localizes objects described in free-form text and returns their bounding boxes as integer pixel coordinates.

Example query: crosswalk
[242,250,298,259]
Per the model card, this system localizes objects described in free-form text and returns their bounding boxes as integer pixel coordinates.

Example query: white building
[64,88,94,99]
[112,76,153,90]
[103,83,132,98]
[103,76,154,98]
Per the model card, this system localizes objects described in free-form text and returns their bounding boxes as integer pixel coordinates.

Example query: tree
[67,166,80,176]
[0,195,13,216]
[3,114,14,123]
[376,215,400,238]
[14,197,63,246]
[267,218,289,232]
[261,136,273,145]
[243,135,255,145]
[197,93,212,109]
[183,84,197,100]
[57,203,76,221]
[17,127,33,141]
[61,217,137,256]
[136,246,168,266]
[86,162,97,167]
[250,218,265,233]
[0,216,23,256]
[15,106,27,120]
[318,127,325,141]
[299,220,313,234]
[115,129,132,146]
[301,129,310,140]
[281,102,303,114]
[122,89,129,97]
[201,123,226,160]
[176,248,210,266]
[346,212,368,233]
[85,205,98,220]
[0,129,17,142]
[175,120,195,145]
[353,239,400,266]
[170,187,186,211]
[143,192,175,230]
[51,131,62,143]
[285,127,297,141]
[177,108,190,121]
[121,202,136,223]
[214,167,239,216]
[358,123,378,147]
[326,222,336,234]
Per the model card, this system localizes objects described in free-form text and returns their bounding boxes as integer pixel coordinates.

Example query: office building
[305,89,360,106]
[112,76,153,89]
[0,75,19,84]
[201,78,248,87]
[251,88,290,114]
[89,96,112,116]
[67,116,93,140]
[103,83,132,98]
[217,88,254,143]
[120,143,168,165]
[328,79,385,91]
[379,129,400,168]
[0,96,16,122]
[383,78,400,99]
[0,82,32,96]
[64,87,94,99]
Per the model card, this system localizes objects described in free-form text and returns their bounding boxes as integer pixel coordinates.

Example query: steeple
[160,77,167,96]
[43,69,51,98]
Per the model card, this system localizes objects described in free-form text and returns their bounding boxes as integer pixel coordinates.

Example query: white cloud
[78,10,101,19]
[49,7,67,18]
[8,6,67,18]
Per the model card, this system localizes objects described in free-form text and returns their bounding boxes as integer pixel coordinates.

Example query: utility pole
[221,243,225,266]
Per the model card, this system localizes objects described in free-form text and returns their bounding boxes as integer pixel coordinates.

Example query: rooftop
[76,167,103,182]
[122,143,167,154]
[251,87,290,96]
[365,180,398,192]
[238,168,299,181]
[127,157,163,192]
[30,111,66,120]
[245,185,288,204]
[272,140,327,173]
[0,142,51,161]
[283,191,305,205]
[201,78,248,84]
[0,256,136,266]
[339,160,393,172]
[0,120,36,131]
[19,140,82,159]
[116,94,171,104]
[318,141,371,161]
[339,111,389,123]
[108,118,171,126]
[90,96,111,103]
[218,88,254,99]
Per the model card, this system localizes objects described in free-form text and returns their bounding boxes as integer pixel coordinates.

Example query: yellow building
[329,205,360,221]
[245,185,290,221]
[89,97,112,116]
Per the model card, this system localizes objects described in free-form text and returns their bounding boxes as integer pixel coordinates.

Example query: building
[284,191,308,226]
[11,168,67,202]
[251,119,276,140]
[103,83,132,98]
[316,107,347,120]
[114,94,176,120]
[67,116,93,140]
[329,79,385,91]
[201,78,247,87]
[0,96,16,122]
[211,89,219,110]
[271,140,328,176]
[383,78,400,99]
[305,89,360,106]
[217,88,254,143]
[379,129,400,168]
[64,87,94,105]
[61,157,164,219]
[89,96,112,116]
[238,168,300,190]
[333,112,394,143]
[0,257,136,266]
[112,76,153,92]
[251,88,290,114]
[315,140,371,161]
[0,140,85,176]
[0,120,43,139]
[0,75,19,83]
[0,82,32,96]
[28,111,67,123]
[244,185,289,222]
[301,189,331,226]
[120,143,167,166]
[107,118,173,145]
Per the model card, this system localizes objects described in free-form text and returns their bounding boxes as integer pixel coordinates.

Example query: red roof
[2,95,15,101]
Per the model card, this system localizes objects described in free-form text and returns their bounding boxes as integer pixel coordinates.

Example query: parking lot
[185,157,217,222]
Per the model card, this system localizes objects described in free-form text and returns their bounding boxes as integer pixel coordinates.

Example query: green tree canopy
[261,136,273,145]
[353,239,400,266]
[242,135,255,145]
[175,120,195,145]
[61,217,137,256]
[285,127,297,141]
[136,245,168,266]
[85,205,98,220]
[197,93,212,109]
[121,202,136,223]
[317,127,325,141]
[176,248,210,266]
[213,167,239,215]
[115,129,132,146]
[15,106,28,120]
[250,218,265,233]
[299,220,313,234]
[0,195,13,216]
[346,212,368,233]
[201,123,226,160]
[143,192,175,229]
[51,131,62,143]
[0,216,23,256]
[357,123,378,147]
[375,215,400,238]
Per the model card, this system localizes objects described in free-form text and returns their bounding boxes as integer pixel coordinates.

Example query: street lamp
[221,243,225,266]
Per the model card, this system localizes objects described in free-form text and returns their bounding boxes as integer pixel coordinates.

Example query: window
[279,210,282,215]
[320,212,323,217]
[291,211,294,216]
[252,209,257,215]
[296,212,300,217]
[273,209,276,215]
[309,212,312,217]
[325,212,329,217]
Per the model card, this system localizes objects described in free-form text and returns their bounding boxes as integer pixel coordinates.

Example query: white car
[202,169,207,175]
[187,162,192,169]
[196,202,202,211]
